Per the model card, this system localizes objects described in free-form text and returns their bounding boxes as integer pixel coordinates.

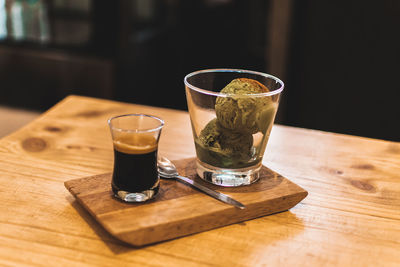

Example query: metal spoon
[157,157,245,209]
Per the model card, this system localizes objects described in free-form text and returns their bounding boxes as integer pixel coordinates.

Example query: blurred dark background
[0,0,399,141]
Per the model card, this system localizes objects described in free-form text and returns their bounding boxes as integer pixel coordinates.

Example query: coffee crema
[113,134,157,154]
[111,135,159,197]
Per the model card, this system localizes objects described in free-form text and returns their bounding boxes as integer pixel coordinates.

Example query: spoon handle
[175,175,245,209]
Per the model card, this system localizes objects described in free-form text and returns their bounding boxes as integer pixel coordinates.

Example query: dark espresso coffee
[111,135,159,199]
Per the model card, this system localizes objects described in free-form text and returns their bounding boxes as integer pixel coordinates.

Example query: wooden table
[0,95,399,266]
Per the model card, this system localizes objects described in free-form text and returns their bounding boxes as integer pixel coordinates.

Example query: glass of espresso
[108,114,164,202]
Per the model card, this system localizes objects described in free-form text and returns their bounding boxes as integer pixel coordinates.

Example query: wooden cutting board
[65,158,308,246]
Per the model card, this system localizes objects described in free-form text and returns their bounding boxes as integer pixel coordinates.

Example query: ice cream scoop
[195,119,254,168]
[215,78,272,134]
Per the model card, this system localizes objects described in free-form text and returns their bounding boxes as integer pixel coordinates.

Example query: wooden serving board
[65,158,307,246]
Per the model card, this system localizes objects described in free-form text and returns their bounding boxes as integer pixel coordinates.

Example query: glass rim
[184,68,284,97]
[108,113,164,133]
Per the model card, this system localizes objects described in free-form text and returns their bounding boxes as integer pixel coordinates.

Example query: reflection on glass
[6,0,49,43]
[0,0,7,39]
[1,0,94,45]
[51,0,91,46]
[10,0,24,40]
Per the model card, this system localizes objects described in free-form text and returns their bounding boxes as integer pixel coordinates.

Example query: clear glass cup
[108,114,164,202]
[184,69,284,187]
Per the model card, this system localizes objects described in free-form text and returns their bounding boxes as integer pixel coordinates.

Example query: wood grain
[0,95,399,266]
[64,158,307,246]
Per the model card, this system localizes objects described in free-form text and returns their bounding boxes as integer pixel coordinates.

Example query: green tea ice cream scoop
[195,119,254,168]
[215,78,271,134]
